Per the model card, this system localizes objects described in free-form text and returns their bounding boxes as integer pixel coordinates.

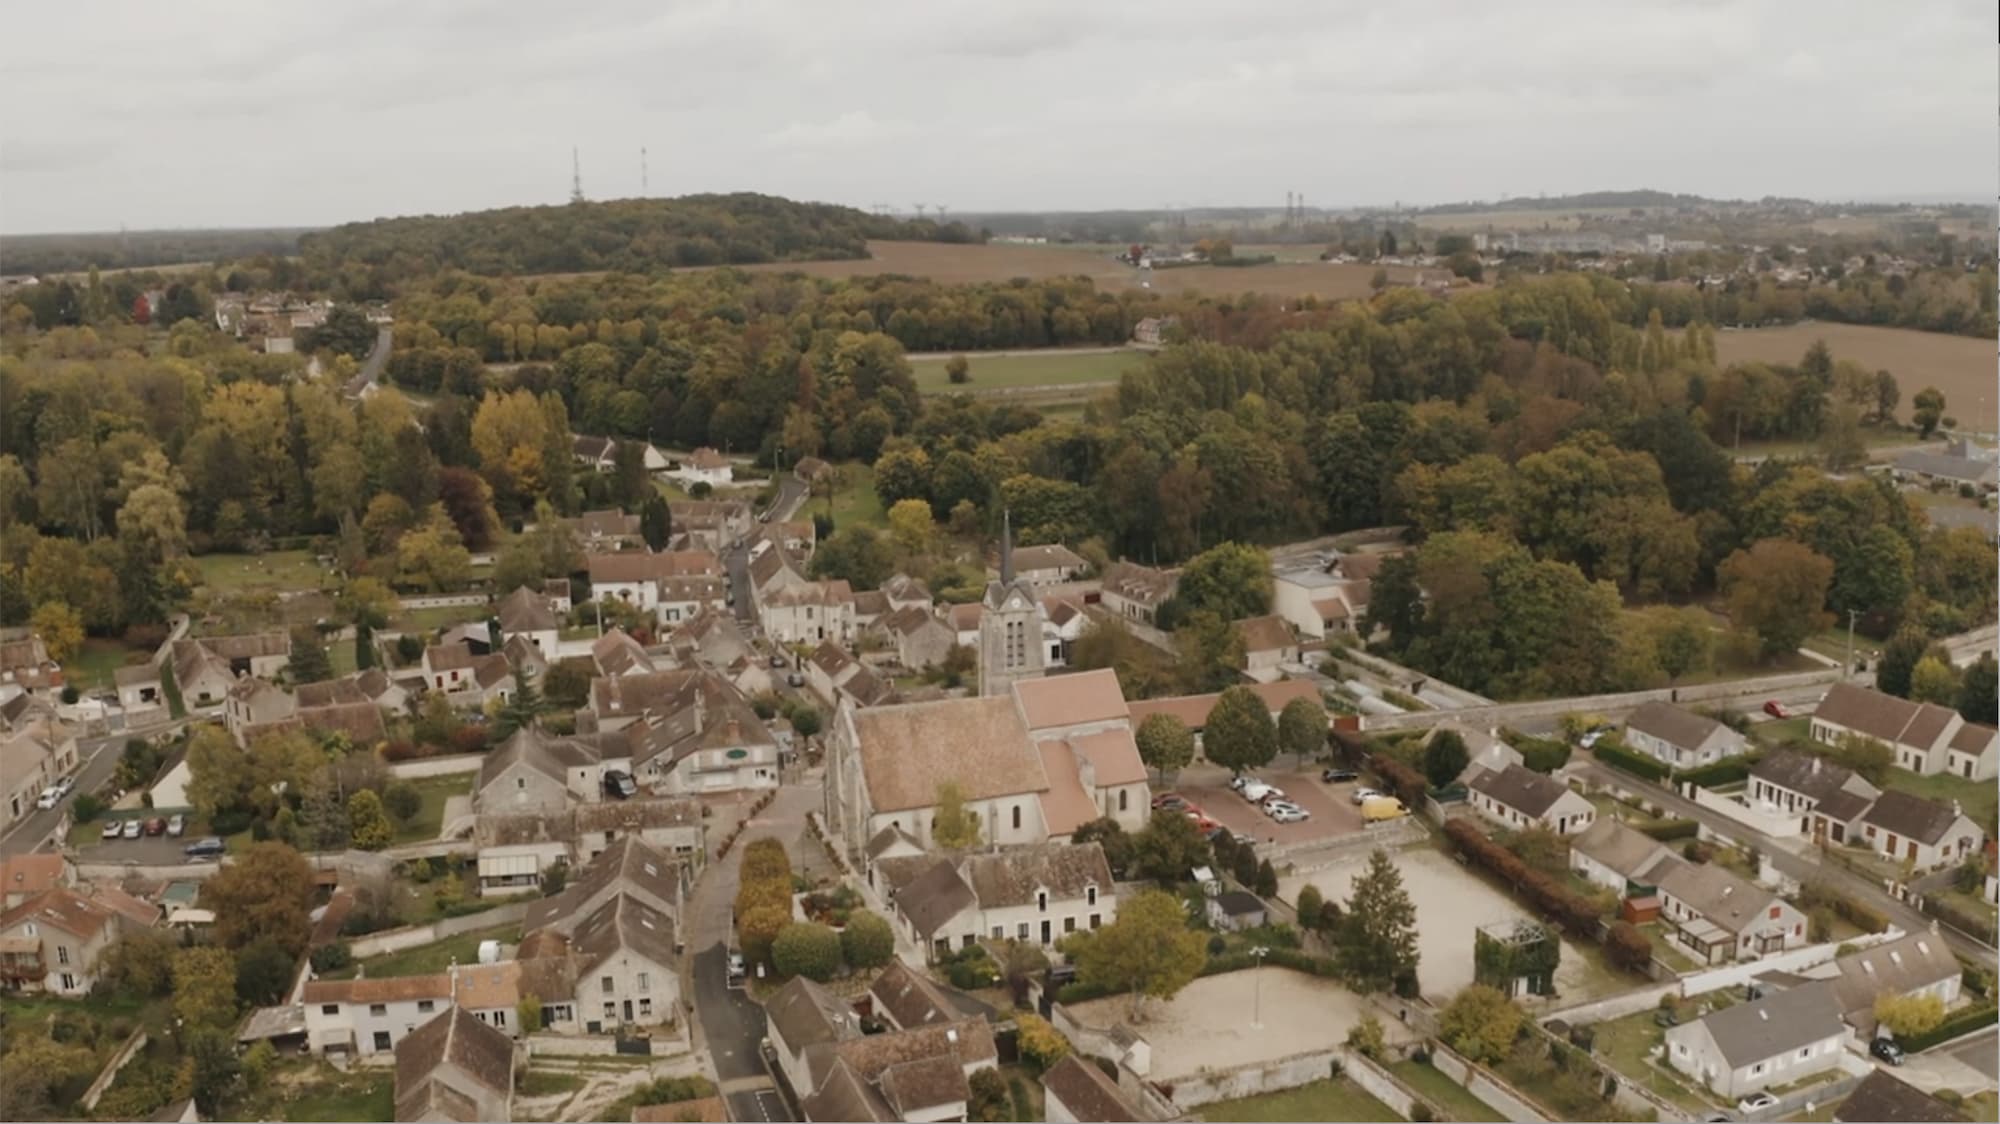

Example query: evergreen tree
[641,493,671,551]
[1423,729,1469,789]
[1336,848,1420,995]
[1957,653,1999,725]
[494,678,549,738]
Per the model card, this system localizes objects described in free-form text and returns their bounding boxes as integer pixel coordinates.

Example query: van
[1360,795,1408,822]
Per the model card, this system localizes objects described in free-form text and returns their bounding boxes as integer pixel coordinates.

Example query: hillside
[0,226,318,275]
[296,193,974,280]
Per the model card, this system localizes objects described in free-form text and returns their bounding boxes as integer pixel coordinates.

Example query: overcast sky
[3,0,1994,234]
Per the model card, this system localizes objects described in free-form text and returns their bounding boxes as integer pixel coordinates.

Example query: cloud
[762,111,909,151]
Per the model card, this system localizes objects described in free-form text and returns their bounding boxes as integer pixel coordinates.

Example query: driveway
[1169,764,1364,848]
[1945,1027,1998,1081]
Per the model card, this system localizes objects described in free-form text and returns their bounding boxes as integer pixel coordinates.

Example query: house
[1569,818,1676,893]
[592,670,780,793]
[0,854,71,910]
[830,669,1149,856]
[1097,562,1178,626]
[667,500,753,553]
[768,972,997,1123]
[1042,1053,1148,1123]
[591,630,657,679]
[295,668,408,715]
[760,580,857,647]
[766,974,866,1098]
[0,888,126,995]
[569,799,705,868]
[180,632,292,679]
[1131,317,1176,346]
[1125,679,1322,760]
[1664,981,1844,1099]
[1234,615,1298,682]
[474,815,577,894]
[496,586,562,655]
[225,677,297,745]
[2,719,79,828]
[547,890,679,1031]
[1429,722,1521,784]
[1855,791,1984,872]
[476,726,604,818]
[570,509,645,550]
[1746,749,1881,843]
[872,843,1117,961]
[1270,566,1373,639]
[573,435,618,472]
[945,603,982,648]
[0,633,63,699]
[1205,890,1269,933]
[114,663,164,712]
[878,607,957,671]
[1832,1070,1970,1123]
[1623,702,1746,768]
[422,644,514,709]
[1826,931,1961,1038]
[762,520,818,561]
[666,447,733,488]
[866,959,962,1032]
[303,974,456,1056]
[1888,444,1999,493]
[794,456,833,485]
[588,551,724,623]
[393,1007,516,1123]
[667,611,771,695]
[1466,765,1596,835]
[1655,860,1806,962]
[1811,683,1998,780]
[169,641,240,708]
[809,641,865,703]
[1000,544,1087,587]
[656,576,730,625]
[883,574,931,612]
[1041,597,1088,669]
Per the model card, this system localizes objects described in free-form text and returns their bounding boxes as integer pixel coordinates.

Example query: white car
[101,819,124,840]
[1240,782,1275,802]
[1262,800,1305,819]
[1736,1092,1778,1113]
[34,787,59,810]
[1579,730,1607,748]
[1350,787,1384,805]
[121,819,143,840]
[1270,805,1311,824]
[51,776,74,798]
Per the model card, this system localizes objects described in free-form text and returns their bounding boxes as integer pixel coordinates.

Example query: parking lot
[1166,764,1368,848]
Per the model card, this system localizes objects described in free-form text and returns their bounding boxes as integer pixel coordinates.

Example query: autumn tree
[1644,605,1714,684]
[1202,686,1277,776]
[888,498,935,555]
[1171,541,1273,622]
[1719,538,1834,659]
[1439,984,1525,1065]
[1277,696,1326,767]
[348,789,393,850]
[28,601,83,663]
[1874,992,1945,1038]
[1061,889,1207,1017]
[174,945,240,1029]
[1912,387,1946,438]
[198,841,316,955]
[946,355,971,384]
[1909,657,1959,705]
[1336,848,1420,995]
[841,910,895,969]
[1135,712,1195,780]
[932,781,983,849]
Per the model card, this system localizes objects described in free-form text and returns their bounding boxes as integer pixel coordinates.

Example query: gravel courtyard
[1279,844,1601,1002]
[1065,971,1411,1081]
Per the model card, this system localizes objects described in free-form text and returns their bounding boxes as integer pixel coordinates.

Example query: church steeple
[1000,509,1015,587]
[979,508,1044,696]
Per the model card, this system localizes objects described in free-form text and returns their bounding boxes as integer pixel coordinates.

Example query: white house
[666,447,734,488]
[759,580,857,647]
[0,888,127,996]
[1812,683,1998,780]
[1097,562,1178,626]
[1234,615,1298,683]
[1568,818,1675,893]
[114,664,164,713]
[1664,981,1845,1099]
[1466,764,1596,835]
[999,544,1087,588]
[587,551,722,622]
[303,974,457,1057]
[496,585,562,655]
[1270,565,1373,639]
[1656,860,1807,963]
[1623,702,1746,768]
[1826,931,1962,1038]
[1855,791,1984,872]
[1745,749,1881,844]
[870,843,1118,962]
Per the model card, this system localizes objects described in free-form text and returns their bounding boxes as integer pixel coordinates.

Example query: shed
[1205,891,1268,932]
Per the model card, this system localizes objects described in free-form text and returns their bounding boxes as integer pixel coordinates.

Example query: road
[360,326,392,387]
[1945,1027,1998,1082]
[1571,759,1995,962]
[1,718,190,857]
[1365,669,1848,734]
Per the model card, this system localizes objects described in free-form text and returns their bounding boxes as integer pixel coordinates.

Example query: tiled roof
[0,854,68,900]
[1625,701,1729,751]
[1833,1070,1969,1123]
[1066,727,1147,787]
[1014,669,1129,731]
[1828,932,1960,1026]
[1124,679,1320,729]
[1042,1054,1142,1122]
[868,960,962,1030]
[0,888,114,942]
[767,974,861,1055]
[426,644,477,672]
[878,1053,969,1115]
[393,1007,514,1120]
[1037,741,1101,837]
[1234,615,1294,654]
[800,1057,895,1122]
[1656,860,1780,934]
[451,961,520,1010]
[1099,562,1178,604]
[302,973,452,1005]
[1570,819,1675,883]
[1815,683,1959,749]
[1860,790,1968,846]
[295,677,369,708]
[591,629,656,677]
[1008,544,1085,573]
[1687,981,1841,1067]
[891,861,979,938]
[497,586,560,633]
[960,843,1113,909]
[851,695,1047,812]
[1468,763,1577,818]
[1750,748,1867,803]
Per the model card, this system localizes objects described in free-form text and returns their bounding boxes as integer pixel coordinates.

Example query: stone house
[872,843,1117,961]
[392,1006,517,1123]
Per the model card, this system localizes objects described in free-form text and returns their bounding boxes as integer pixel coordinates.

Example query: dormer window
[1086,886,1097,907]
[1037,891,1048,912]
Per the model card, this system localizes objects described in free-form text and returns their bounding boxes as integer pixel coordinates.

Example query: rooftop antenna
[640,146,648,196]
[570,147,585,204]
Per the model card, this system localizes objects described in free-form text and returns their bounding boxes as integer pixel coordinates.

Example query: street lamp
[1249,945,1270,1029]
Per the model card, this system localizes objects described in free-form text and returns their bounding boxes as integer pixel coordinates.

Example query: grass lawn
[393,774,474,843]
[907,349,1147,394]
[280,1070,395,1122]
[1196,1078,1403,1122]
[67,637,150,690]
[336,922,521,979]
[1389,1059,1502,1121]
[1639,924,1699,974]
[394,603,491,634]
[190,550,330,594]
[1590,1010,1721,1113]
[327,640,358,677]
[519,1070,586,1097]
[1883,768,1998,833]
[822,461,886,530]
[1752,717,1813,747]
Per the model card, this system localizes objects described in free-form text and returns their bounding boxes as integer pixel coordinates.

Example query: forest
[0,226,317,276]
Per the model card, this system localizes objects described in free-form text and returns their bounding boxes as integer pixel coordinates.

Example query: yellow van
[1361,795,1409,822]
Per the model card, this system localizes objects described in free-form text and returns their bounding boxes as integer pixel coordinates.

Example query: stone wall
[1427,1042,1549,1124]
[346,900,532,958]
[1160,1048,1345,1109]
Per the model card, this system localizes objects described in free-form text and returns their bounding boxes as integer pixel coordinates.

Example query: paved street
[1,718,190,857]
[1947,1027,1998,1081]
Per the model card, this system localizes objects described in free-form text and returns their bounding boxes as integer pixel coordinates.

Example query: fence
[1274,815,1425,865]
[346,899,532,958]
[1363,667,1842,733]
[524,1022,692,1057]
[1739,1061,1866,1123]
[79,1029,148,1111]
[398,594,488,610]
[1426,1042,1548,1124]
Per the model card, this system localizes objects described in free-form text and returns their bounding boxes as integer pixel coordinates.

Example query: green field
[394,603,492,634]
[908,349,1148,394]
[818,461,886,530]
[1886,768,1998,831]
[1198,1078,1402,1122]
[66,637,150,690]
[335,922,521,979]
[190,550,331,594]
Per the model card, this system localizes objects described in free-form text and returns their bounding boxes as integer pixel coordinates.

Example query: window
[1037,891,1048,912]
[1768,906,1780,919]
[604,1002,617,1019]
[1086,887,1097,906]
[1673,1043,1687,1057]
[1751,1063,1764,1076]
[1797,1047,1809,1059]
[1089,913,1101,929]
[373,1032,392,1051]
[1018,923,1030,940]
[991,926,1003,939]
[518,777,526,789]
[321,1004,340,1016]
[21,922,33,937]
[369,1004,387,1016]
[637,972,650,992]
[1012,805,1021,830]
[602,976,615,994]
[55,945,68,965]
[1118,790,1128,812]
[59,973,76,991]
[639,998,652,1018]
[1065,917,1076,933]
[417,1000,435,1013]
[494,1010,506,1027]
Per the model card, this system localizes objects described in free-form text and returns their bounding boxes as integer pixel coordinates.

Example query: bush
[1800,881,1889,933]
[381,782,422,824]
[1637,819,1699,841]
[968,1068,1009,1122]
[1370,752,1429,806]
[946,946,1000,990]
[1346,1012,1386,1059]
[841,910,895,969]
[1016,1012,1070,1073]
[1674,754,1759,788]
[1604,922,1652,973]
[72,794,103,822]
[309,943,352,973]
[1592,739,1669,781]
[395,635,425,662]
[1682,840,1713,863]
[1897,1003,1997,1052]
[1296,885,1324,931]
[1500,729,1572,772]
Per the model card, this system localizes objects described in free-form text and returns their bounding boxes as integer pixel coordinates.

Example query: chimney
[1952,800,1962,817]
[1810,757,1820,774]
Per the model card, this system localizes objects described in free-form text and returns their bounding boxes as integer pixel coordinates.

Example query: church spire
[1000,509,1014,587]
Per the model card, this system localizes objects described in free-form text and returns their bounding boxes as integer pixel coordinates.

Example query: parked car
[1736,1092,1778,1114]
[1578,730,1608,748]
[1653,1006,1679,1027]
[1763,700,1791,719]
[121,819,143,840]
[1350,787,1384,805]
[1151,793,1188,810]
[768,654,788,668]
[1270,805,1310,824]
[1185,812,1219,832]
[1255,788,1290,805]
[183,837,226,859]
[1869,1037,1905,1065]
[726,951,747,985]
[51,776,75,798]
[1322,768,1358,783]
[786,672,806,688]
[34,787,59,810]
[603,770,638,800]
[166,814,186,838]
[1239,783,1275,803]
[143,817,167,837]
[1262,800,1304,819]
[101,819,124,840]
[1361,795,1409,822]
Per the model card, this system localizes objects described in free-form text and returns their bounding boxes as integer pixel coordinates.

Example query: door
[623,999,634,1023]
[1040,920,1052,945]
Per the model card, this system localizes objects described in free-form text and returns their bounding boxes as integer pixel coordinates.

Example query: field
[1195,1078,1403,1123]
[821,460,886,530]
[1712,322,1993,430]
[332,922,521,979]
[690,239,1436,300]
[189,550,332,595]
[66,636,151,690]
[907,348,1148,394]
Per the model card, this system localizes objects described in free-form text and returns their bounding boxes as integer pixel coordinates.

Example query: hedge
[1201,947,1341,980]
[1592,739,1669,782]
[1638,819,1700,841]
[1499,729,1572,773]
[1898,1004,1998,1053]
[1370,752,1430,807]
[1801,883,1890,934]
[1924,894,1999,945]
[1443,818,1600,936]
[1674,754,1760,789]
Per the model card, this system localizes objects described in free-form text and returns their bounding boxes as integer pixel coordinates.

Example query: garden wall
[1363,668,1841,733]
[80,1030,148,1111]
[386,753,486,778]
[346,900,532,958]
[1687,786,1802,839]
[1426,1042,1548,1124]
[1160,1047,1344,1108]
[1338,1048,1423,1118]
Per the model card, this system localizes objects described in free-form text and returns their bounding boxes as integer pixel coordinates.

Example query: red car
[142,817,167,837]
[1763,700,1790,719]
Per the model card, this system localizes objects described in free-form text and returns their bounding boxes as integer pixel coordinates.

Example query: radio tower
[570,147,585,204]
[640,146,649,196]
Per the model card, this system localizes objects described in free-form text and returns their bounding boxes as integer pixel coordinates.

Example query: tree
[1277,697,1326,768]
[286,625,334,684]
[199,841,316,955]
[1296,884,1325,931]
[1646,606,1713,684]
[641,493,671,551]
[1912,386,1946,438]
[1131,810,1211,884]
[1135,713,1195,779]
[1878,627,1932,698]
[1336,848,1420,995]
[396,505,474,591]
[1819,402,1867,471]
[1369,267,1390,292]
[738,905,790,969]
[1909,657,1958,705]
[841,910,895,969]
[348,789,393,850]
[946,355,971,384]
[1016,1012,1070,1073]
[494,677,550,738]
[887,498,935,555]
[308,305,377,359]
[1957,653,1999,725]
[99,928,178,996]
[932,781,983,849]
[187,1026,243,1119]
[1346,1013,1387,1059]
[382,781,423,824]
[772,922,842,981]
[174,945,240,1029]
[1203,686,1277,775]
[518,995,545,1034]
[1831,733,1894,786]
[1173,542,1273,621]
[1604,921,1653,973]
[27,600,83,663]
[1438,984,1525,1065]
[1062,889,1207,1016]
[968,1068,1010,1122]
[1874,992,1945,1039]
[1073,818,1135,879]
[0,1034,94,1121]
[235,939,296,1006]
[1719,539,1834,659]
[1423,729,1470,789]
[1874,370,1901,424]
[1254,858,1278,897]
